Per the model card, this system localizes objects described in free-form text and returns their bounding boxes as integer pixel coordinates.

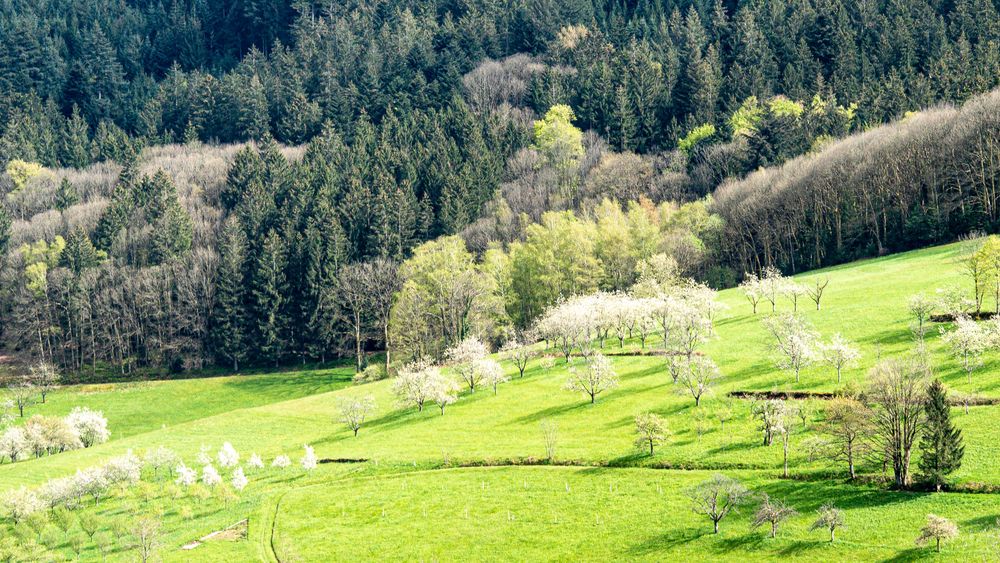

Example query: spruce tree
[252,229,287,366]
[55,178,80,212]
[59,227,106,275]
[918,379,964,492]
[210,217,248,371]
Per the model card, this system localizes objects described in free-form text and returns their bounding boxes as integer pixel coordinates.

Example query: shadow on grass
[627,528,706,556]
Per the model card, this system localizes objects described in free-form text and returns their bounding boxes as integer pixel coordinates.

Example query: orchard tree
[27,363,59,403]
[477,358,508,395]
[868,360,928,488]
[752,494,797,538]
[759,267,784,312]
[762,314,817,382]
[564,353,618,403]
[751,399,786,446]
[679,355,718,407]
[781,281,807,312]
[819,398,872,479]
[634,413,667,455]
[501,336,533,378]
[739,273,763,314]
[429,375,460,415]
[446,337,490,392]
[9,379,35,417]
[916,514,958,553]
[338,396,377,437]
[940,316,988,384]
[391,362,438,412]
[907,293,935,341]
[810,504,845,543]
[917,380,963,491]
[687,474,753,534]
[817,334,860,383]
[806,278,829,310]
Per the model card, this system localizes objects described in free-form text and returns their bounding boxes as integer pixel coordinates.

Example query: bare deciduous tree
[867,360,928,488]
[338,396,377,437]
[687,474,753,534]
[752,494,797,538]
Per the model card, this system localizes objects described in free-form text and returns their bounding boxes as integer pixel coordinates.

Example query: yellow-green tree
[532,105,584,192]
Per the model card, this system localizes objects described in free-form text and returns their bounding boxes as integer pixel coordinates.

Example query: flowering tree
[817,334,861,383]
[940,316,989,383]
[762,314,818,382]
[27,363,60,403]
[391,361,439,411]
[231,467,248,492]
[247,453,264,471]
[64,407,110,448]
[760,267,785,312]
[301,445,317,470]
[2,487,42,523]
[201,465,222,487]
[477,358,508,395]
[338,396,377,436]
[740,273,764,314]
[217,443,239,468]
[0,427,26,463]
[429,375,459,415]
[907,293,936,341]
[751,399,787,446]
[781,281,807,312]
[634,413,667,455]
[446,337,489,391]
[679,356,719,407]
[916,514,959,553]
[272,455,291,468]
[500,336,533,378]
[175,463,197,486]
[564,353,618,403]
[143,446,180,479]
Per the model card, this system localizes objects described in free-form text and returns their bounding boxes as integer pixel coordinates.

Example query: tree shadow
[627,528,706,556]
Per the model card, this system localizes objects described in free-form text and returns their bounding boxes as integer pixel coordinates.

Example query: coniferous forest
[1,0,1000,375]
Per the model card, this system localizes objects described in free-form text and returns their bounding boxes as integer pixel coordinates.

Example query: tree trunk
[713,520,719,534]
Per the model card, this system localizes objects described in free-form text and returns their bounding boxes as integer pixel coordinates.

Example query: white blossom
[217,442,240,468]
[231,467,248,492]
[0,426,26,463]
[301,445,317,470]
[2,487,43,523]
[272,455,291,468]
[201,464,222,487]
[65,407,110,447]
[175,463,197,487]
[247,453,264,471]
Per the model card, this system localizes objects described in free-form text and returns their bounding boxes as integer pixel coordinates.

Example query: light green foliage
[5,160,47,193]
[677,123,716,152]
[768,96,805,118]
[729,97,765,137]
[531,104,584,175]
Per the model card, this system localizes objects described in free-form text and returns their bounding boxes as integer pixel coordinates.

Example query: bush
[353,364,387,384]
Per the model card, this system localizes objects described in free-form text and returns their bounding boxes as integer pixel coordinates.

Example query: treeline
[4,0,1000,170]
[714,89,1000,274]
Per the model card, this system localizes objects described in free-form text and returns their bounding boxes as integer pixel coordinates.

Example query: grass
[5,241,1000,560]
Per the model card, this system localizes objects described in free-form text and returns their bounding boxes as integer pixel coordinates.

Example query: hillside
[5,241,1000,560]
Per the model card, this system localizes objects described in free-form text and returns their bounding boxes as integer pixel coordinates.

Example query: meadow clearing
[5,241,1000,561]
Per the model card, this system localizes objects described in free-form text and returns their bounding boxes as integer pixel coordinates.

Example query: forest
[1,0,1000,374]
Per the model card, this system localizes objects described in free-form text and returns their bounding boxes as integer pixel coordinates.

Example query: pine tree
[211,217,249,371]
[146,170,194,264]
[918,379,964,492]
[60,106,91,169]
[0,203,11,256]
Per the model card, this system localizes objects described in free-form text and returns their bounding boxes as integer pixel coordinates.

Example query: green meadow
[6,241,1000,561]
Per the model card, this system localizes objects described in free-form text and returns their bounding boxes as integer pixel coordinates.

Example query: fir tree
[211,217,249,371]
[59,227,106,275]
[918,379,964,492]
[54,178,80,212]
[252,229,288,366]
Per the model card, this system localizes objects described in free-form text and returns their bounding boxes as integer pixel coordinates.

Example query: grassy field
[6,241,1000,561]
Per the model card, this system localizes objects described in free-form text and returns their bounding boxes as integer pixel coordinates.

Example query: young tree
[918,380,964,491]
[868,360,928,488]
[687,474,753,534]
[477,358,508,395]
[541,419,558,461]
[751,399,786,446]
[429,375,459,415]
[781,281,807,312]
[679,355,719,407]
[564,353,619,403]
[819,398,872,479]
[8,379,35,417]
[810,504,845,543]
[759,267,784,312]
[916,514,959,553]
[339,263,372,373]
[634,413,668,455]
[806,278,829,310]
[210,216,248,371]
[739,273,763,314]
[338,396,377,437]
[752,494,798,538]
[27,363,59,403]
[907,293,935,341]
[446,337,489,392]
[131,516,162,563]
[940,316,988,384]
[817,334,861,383]
[762,314,817,382]
[500,336,533,378]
